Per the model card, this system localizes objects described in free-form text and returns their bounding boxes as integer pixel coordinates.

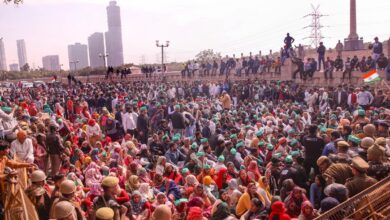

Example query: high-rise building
[0,38,6,71]
[17,39,27,68]
[68,43,89,70]
[105,1,124,67]
[9,63,19,71]
[42,55,60,71]
[88,32,105,68]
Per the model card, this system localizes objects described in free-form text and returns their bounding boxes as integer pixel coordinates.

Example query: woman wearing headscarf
[187,206,206,220]
[153,193,174,213]
[210,200,237,220]
[153,173,182,201]
[269,201,291,220]
[280,179,295,202]
[139,182,155,203]
[156,156,167,175]
[137,167,151,184]
[258,176,272,202]
[298,201,319,220]
[86,119,101,146]
[84,162,102,187]
[236,182,265,217]
[184,174,199,197]
[126,175,140,193]
[309,175,326,209]
[227,162,238,178]
[241,198,268,220]
[32,136,47,171]
[237,169,253,188]
[164,163,183,184]
[189,184,212,208]
[130,190,151,220]
[54,102,64,117]
[284,187,308,218]
[247,160,262,182]
[127,161,139,177]
[214,168,231,190]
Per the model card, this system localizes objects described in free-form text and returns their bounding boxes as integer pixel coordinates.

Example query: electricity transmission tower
[303,4,328,48]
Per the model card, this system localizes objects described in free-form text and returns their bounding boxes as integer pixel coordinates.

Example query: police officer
[367,144,390,181]
[25,170,51,220]
[345,156,378,197]
[329,141,351,164]
[96,207,115,220]
[49,174,65,206]
[376,120,389,138]
[53,200,77,220]
[93,176,126,219]
[317,156,353,184]
[358,137,375,160]
[50,180,85,219]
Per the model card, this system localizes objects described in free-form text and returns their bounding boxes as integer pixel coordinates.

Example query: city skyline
[0,0,390,70]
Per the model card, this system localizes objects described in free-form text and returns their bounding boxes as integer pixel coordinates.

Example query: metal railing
[314,175,390,220]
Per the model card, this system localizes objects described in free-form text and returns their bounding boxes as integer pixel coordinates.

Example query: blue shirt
[322,142,336,156]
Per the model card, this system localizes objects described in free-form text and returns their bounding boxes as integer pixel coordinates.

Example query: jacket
[45,132,64,155]
[171,111,186,129]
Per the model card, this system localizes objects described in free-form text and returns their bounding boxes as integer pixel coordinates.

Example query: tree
[195,49,221,61]
[21,63,30,72]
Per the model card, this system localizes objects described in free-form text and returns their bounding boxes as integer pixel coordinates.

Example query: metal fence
[314,175,390,220]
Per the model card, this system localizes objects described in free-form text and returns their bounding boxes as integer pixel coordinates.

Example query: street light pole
[99,53,109,70]
[156,40,169,73]
[69,60,79,71]
[99,53,109,81]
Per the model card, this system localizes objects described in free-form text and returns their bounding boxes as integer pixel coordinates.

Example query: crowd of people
[0,77,389,220]
[179,35,390,82]
[181,56,283,79]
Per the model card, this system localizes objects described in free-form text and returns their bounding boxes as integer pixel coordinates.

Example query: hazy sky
[1,0,389,70]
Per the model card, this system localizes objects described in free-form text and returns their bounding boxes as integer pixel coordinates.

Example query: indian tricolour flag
[363,70,381,84]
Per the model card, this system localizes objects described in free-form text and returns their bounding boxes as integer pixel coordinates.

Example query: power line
[303,4,328,48]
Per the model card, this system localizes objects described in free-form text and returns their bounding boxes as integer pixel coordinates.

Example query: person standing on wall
[317,42,326,71]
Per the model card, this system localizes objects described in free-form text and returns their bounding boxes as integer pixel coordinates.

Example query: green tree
[21,63,30,72]
[195,49,221,61]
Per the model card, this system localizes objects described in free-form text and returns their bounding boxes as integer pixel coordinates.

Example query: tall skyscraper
[68,43,89,70]
[105,1,124,67]
[42,55,60,71]
[0,38,6,71]
[17,39,27,68]
[88,32,105,68]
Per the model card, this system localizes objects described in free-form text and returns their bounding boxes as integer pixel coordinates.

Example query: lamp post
[156,40,169,73]
[56,64,63,82]
[99,53,109,70]
[69,60,79,71]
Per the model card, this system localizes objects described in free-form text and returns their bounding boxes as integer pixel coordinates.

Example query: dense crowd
[0,75,389,220]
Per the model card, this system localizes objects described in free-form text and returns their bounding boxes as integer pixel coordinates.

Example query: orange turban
[17,130,27,141]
